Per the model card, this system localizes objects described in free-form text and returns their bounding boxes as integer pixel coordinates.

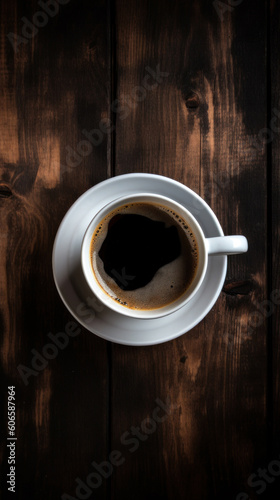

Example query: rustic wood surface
[0,0,279,499]
[271,0,280,474]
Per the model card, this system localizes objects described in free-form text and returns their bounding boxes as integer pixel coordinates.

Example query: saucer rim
[52,173,227,346]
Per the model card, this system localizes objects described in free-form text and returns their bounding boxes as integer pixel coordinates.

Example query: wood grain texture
[0,0,279,499]
[112,1,268,499]
[271,0,280,465]
[1,1,110,498]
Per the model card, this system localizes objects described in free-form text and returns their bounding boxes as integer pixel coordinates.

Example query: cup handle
[205,235,248,256]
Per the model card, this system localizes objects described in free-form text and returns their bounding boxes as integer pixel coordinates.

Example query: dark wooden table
[1,1,279,499]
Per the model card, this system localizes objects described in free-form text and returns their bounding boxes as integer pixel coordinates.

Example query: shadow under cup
[81,194,207,319]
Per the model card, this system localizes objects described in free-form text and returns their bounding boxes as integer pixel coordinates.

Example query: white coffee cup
[81,193,248,319]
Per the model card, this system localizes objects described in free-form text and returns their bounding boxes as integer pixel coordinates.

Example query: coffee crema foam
[89,202,198,310]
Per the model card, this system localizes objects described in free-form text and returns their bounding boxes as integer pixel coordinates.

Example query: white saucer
[52,174,227,346]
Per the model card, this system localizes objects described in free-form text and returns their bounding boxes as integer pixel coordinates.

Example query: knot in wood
[0,184,13,198]
[185,92,200,112]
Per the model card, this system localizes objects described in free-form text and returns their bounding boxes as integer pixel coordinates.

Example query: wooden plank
[0,1,110,498]
[112,0,267,498]
[270,0,280,473]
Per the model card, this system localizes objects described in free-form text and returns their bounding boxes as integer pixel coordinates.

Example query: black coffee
[90,202,198,310]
